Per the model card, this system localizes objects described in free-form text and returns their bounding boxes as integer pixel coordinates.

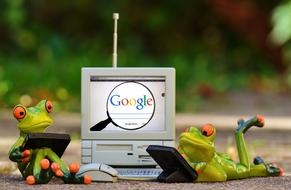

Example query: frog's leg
[236,116,284,178]
[45,148,91,184]
[25,149,54,185]
[249,162,283,177]
[251,156,284,176]
[235,115,264,176]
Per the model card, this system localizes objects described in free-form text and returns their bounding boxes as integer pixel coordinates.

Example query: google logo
[105,81,155,130]
[90,81,155,131]
[109,95,153,110]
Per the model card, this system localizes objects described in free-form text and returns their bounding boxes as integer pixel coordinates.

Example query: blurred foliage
[0,0,289,112]
[271,1,291,45]
[271,0,291,90]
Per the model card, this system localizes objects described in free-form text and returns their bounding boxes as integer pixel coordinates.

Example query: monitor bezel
[81,67,175,140]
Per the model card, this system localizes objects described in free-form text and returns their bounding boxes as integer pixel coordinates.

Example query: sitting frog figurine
[9,100,91,185]
[178,115,283,182]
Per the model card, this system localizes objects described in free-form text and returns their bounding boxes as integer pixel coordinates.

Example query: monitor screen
[89,76,165,132]
[81,68,175,140]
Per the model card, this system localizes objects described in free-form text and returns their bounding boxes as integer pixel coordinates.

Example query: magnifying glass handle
[90,117,112,131]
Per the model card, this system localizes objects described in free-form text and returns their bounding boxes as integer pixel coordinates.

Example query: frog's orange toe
[40,159,50,170]
[26,175,36,185]
[21,157,30,163]
[83,175,92,184]
[279,167,284,176]
[22,150,30,157]
[51,162,64,177]
[51,162,60,172]
[55,169,64,177]
[257,115,265,127]
[69,163,80,173]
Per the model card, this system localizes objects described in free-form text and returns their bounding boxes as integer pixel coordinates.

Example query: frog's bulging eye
[45,100,53,113]
[13,106,26,120]
[201,124,214,137]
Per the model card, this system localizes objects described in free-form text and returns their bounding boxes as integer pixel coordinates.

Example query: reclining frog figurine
[178,115,283,182]
[9,100,91,185]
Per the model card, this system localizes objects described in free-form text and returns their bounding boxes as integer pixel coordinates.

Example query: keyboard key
[116,168,162,178]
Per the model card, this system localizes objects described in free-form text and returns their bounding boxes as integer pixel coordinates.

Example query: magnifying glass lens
[107,82,155,130]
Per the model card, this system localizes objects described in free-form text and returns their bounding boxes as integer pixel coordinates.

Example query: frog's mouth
[30,121,52,128]
[20,120,53,133]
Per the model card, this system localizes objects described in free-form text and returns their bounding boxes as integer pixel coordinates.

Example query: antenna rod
[112,13,119,68]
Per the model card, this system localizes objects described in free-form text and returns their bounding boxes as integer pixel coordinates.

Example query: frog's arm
[181,151,227,182]
[9,136,32,177]
[9,136,24,156]
[178,148,207,174]
[9,136,31,163]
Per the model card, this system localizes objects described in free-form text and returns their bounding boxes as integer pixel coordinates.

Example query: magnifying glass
[90,81,155,131]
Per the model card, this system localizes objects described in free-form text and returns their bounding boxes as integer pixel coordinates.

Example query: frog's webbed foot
[51,162,91,184]
[236,115,265,134]
[253,156,284,176]
[26,159,53,185]
[265,163,284,176]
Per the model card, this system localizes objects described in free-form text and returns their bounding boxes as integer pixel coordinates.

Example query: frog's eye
[45,100,53,113]
[13,106,26,120]
[201,124,214,137]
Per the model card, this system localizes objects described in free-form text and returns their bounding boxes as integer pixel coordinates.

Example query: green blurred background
[1,0,291,113]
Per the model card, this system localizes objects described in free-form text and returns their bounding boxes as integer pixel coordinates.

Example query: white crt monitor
[81,68,175,166]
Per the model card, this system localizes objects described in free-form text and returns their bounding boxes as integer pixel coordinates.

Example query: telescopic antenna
[112,13,119,68]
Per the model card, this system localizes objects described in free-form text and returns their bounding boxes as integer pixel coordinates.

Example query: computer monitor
[81,67,175,166]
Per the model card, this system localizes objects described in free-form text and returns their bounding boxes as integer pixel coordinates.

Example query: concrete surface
[1,175,291,190]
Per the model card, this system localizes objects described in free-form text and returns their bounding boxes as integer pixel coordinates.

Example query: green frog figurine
[9,100,91,185]
[178,115,283,182]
